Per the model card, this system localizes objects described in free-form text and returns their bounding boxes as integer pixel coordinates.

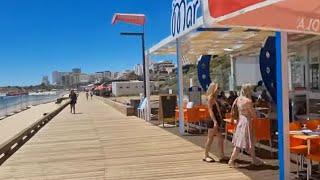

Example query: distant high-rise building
[111,72,119,80]
[104,71,112,79]
[42,76,50,86]
[150,61,175,74]
[134,64,143,76]
[72,68,81,74]
[52,71,60,85]
[79,74,90,83]
[52,71,68,85]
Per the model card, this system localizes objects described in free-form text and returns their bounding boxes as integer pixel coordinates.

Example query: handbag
[230,98,239,124]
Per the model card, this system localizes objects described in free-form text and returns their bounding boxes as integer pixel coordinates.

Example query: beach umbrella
[203,0,320,35]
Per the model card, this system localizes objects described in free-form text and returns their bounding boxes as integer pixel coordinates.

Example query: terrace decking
[0,94,277,179]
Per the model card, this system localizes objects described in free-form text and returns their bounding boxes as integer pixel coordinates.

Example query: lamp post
[112,13,147,98]
[120,32,147,97]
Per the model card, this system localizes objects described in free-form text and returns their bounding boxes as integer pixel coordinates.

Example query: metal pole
[230,55,236,91]
[145,50,151,121]
[276,31,290,180]
[142,33,147,98]
[176,38,185,134]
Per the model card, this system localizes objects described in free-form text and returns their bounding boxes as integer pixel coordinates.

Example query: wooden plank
[0,94,275,179]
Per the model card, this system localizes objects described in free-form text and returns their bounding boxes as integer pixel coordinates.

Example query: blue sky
[0,0,173,86]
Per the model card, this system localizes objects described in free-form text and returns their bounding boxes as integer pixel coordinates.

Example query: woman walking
[69,90,77,114]
[203,82,226,163]
[228,84,264,167]
[85,91,89,100]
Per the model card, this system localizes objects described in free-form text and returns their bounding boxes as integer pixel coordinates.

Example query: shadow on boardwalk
[151,124,280,179]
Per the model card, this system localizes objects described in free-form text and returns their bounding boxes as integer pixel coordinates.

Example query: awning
[150,27,273,63]
[112,13,146,26]
[203,0,320,35]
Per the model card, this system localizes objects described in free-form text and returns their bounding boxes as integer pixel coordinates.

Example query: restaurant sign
[171,0,201,37]
[203,0,320,35]
[207,0,265,18]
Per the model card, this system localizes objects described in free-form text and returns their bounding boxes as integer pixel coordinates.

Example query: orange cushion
[307,152,320,162]
[290,145,308,155]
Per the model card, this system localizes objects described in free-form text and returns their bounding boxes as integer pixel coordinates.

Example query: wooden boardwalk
[0,94,266,179]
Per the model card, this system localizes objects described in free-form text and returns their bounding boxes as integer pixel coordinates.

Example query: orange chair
[306,145,320,180]
[289,121,308,178]
[306,120,320,130]
[184,107,201,133]
[198,106,209,121]
[306,120,320,154]
[306,120,320,179]
[175,107,187,122]
[290,121,302,131]
[252,118,273,157]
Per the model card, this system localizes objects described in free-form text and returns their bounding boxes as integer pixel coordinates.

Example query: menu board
[158,94,177,124]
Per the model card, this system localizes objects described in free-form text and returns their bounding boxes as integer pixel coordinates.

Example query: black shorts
[207,120,224,132]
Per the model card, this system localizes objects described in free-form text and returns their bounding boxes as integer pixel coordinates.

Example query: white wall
[112,81,155,96]
[235,56,262,86]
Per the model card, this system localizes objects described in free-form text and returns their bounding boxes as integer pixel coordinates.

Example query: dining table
[291,131,320,154]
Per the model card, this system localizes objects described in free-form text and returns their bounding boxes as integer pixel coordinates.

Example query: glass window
[290,56,306,89]
[309,43,320,90]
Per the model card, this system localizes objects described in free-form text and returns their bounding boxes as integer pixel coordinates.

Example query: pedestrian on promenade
[203,82,226,163]
[228,84,264,167]
[86,91,89,100]
[69,90,77,114]
[90,91,93,99]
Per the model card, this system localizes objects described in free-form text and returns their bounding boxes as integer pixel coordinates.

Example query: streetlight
[120,32,146,97]
[112,13,147,97]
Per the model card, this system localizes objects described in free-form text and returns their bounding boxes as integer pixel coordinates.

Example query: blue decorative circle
[266,67,271,74]
[259,37,277,104]
[197,55,213,91]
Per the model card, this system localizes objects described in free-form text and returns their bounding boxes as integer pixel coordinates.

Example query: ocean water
[0,92,66,118]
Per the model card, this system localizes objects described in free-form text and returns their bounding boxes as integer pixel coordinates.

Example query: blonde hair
[240,84,252,99]
[207,82,219,99]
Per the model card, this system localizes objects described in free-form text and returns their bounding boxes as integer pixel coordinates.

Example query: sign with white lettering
[202,0,320,35]
[297,17,320,34]
[171,0,200,37]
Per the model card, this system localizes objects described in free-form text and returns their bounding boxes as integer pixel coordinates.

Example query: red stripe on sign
[208,0,265,18]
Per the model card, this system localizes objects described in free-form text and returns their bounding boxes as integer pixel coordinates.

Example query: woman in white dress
[228,84,264,167]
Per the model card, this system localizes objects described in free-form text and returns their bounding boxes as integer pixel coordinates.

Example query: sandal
[218,156,229,162]
[228,160,237,168]
[202,157,216,163]
[228,163,237,168]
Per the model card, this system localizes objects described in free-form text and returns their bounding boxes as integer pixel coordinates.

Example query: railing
[0,99,70,165]
[0,91,68,118]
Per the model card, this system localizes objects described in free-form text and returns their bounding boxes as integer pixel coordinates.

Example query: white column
[230,55,236,90]
[176,38,185,134]
[145,50,151,121]
[303,46,310,116]
[288,59,292,91]
[276,31,290,180]
[190,78,193,88]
